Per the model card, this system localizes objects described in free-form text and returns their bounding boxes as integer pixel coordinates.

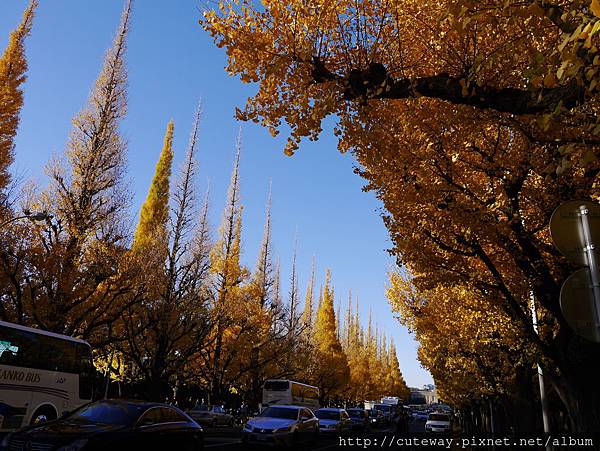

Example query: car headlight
[57,439,88,451]
[273,425,291,433]
[243,423,253,431]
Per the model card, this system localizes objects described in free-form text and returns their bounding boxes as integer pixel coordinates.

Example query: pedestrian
[395,408,408,435]
[240,402,249,424]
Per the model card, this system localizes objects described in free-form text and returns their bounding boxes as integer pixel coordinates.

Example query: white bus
[262,380,319,411]
[0,320,94,431]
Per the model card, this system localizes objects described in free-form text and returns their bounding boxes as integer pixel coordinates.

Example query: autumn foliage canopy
[202,0,600,431]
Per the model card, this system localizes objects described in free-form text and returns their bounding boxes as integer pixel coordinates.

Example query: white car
[242,405,319,447]
[425,412,453,433]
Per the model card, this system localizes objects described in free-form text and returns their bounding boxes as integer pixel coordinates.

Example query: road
[203,420,427,450]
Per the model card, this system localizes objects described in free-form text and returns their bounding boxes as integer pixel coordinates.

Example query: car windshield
[316,410,340,421]
[429,414,450,422]
[347,410,363,417]
[375,405,390,412]
[68,402,144,425]
[260,407,298,420]
[193,405,209,411]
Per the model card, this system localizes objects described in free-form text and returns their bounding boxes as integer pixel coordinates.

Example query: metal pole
[489,399,496,451]
[103,349,114,400]
[531,296,551,449]
[578,205,600,342]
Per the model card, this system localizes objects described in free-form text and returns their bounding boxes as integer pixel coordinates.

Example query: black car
[1,400,203,451]
[366,408,385,427]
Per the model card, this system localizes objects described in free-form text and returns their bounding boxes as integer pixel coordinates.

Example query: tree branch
[312,59,584,114]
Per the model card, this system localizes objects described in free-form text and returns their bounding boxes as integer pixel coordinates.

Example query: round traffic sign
[560,268,600,343]
[550,200,600,267]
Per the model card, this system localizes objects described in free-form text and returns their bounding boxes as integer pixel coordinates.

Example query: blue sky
[1,0,433,388]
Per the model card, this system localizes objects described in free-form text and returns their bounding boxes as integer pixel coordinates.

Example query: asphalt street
[203,420,428,450]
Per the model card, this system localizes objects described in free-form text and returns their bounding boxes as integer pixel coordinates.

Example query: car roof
[265,405,302,410]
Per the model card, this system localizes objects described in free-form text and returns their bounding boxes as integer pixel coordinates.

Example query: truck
[364,400,377,411]
[381,396,400,406]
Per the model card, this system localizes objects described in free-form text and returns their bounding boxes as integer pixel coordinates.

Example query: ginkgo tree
[0,0,38,321]
[0,0,413,410]
[387,270,540,432]
[0,0,37,211]
[203,0,600,432]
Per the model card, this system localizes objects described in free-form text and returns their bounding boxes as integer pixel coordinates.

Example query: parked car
[425,412,453,433]
[346,408,370,431]
[0,399,204,451]
[366,408,385,427]
[186,405,234,427]
[241,405,318,447]
[314,408,352,434]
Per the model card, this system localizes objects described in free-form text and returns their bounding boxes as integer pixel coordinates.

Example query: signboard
[550,200,600,267]
[560,269,600,343]
[551,200,600,343]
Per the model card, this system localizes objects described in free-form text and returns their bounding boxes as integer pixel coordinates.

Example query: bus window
[264,380,289,391]
[0,326,39,368]
[0,321,94,431]
[77,344,93,400]
[292,383,302,398]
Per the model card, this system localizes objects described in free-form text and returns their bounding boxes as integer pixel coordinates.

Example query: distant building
[408,386,438,404]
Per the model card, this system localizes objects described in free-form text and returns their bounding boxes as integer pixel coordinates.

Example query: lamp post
[0,210,52,229]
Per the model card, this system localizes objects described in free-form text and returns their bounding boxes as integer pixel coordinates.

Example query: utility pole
[579,205,600,342]
[530,295,552,450]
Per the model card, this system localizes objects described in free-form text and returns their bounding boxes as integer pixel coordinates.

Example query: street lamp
[0,210,52,229]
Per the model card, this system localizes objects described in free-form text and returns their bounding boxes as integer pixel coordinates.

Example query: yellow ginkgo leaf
[592,0,600,18]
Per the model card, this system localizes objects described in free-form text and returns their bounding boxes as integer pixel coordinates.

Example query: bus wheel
[30,406,57,425]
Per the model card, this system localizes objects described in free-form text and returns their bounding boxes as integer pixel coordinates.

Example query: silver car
[186,404,234,427]
[242,405,319,447]
[315,408,353,434]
